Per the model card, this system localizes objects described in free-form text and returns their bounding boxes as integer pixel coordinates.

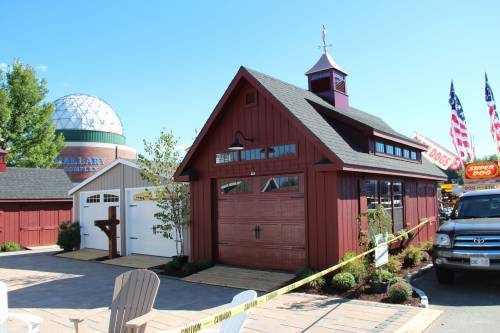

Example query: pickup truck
[433,189,500,283]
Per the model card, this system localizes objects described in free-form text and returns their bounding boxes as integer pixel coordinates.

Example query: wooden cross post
[94,206,120,259]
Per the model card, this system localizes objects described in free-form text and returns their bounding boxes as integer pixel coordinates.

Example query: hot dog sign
[412,132,460,170]
[465,162,499,179]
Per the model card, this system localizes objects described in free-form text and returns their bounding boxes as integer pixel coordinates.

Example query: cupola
[305,25,349,110]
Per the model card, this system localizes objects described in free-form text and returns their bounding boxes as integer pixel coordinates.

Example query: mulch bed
[301,259,432,307]
[158,269,190,278]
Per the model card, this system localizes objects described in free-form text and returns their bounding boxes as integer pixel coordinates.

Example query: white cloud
[36,64,48,72]
[0,63,8,71]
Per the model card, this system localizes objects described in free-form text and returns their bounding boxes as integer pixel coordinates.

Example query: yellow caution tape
[170,218,433,333]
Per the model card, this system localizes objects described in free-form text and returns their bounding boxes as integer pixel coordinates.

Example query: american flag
[449,81,474,165]
[485,73,500,159]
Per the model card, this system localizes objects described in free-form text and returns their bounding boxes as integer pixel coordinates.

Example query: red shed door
[216,174,306,271]
[19,204,41,247]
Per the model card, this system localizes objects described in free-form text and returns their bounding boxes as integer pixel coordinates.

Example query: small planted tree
[138,130,189,259]
[358,204,393,248]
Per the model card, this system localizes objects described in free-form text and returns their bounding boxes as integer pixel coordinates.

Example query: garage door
[0,203,72,248]
[80,190,121,252]
[217,174,306,271]
[125,188,177,257]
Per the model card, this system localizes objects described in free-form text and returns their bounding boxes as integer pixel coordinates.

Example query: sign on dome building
[52,94,137,183]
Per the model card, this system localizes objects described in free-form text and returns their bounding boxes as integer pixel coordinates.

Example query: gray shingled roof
[245,67,446,179]
[0,168,73,199]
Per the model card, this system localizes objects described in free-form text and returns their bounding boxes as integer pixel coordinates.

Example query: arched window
[104,194,119,203]
[86,194,100,203]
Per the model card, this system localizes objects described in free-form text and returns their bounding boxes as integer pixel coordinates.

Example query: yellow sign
[133,191,153,201]
[170,218,433,333]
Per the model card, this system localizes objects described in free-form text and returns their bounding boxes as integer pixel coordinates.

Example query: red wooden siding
[336,174,439,261]
[337,173,361,259]
[0,202,72,248]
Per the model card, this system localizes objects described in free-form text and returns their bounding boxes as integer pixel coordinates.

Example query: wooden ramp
[56,249,108,261]
[182,265,293,292]
[101,254,170,269]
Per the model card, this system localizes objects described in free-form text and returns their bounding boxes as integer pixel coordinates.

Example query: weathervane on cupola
[306,25,349,111]
[321,24,332,54]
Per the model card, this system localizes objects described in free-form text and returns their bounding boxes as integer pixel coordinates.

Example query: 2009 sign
[465,162,499,179]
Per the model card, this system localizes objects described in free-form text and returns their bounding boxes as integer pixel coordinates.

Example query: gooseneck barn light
[228,130,254,151]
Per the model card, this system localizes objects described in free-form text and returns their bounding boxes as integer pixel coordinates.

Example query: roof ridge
[243,66,313,95]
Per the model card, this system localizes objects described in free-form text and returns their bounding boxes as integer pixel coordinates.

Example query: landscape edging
[405,263,433,308]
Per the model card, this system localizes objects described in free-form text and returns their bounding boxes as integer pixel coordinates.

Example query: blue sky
[2,1,500,157]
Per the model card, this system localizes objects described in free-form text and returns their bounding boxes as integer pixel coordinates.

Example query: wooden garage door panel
[218,223,255,242]
[218,244,306,271]
[217,174,306,271]
[219,197,304,220]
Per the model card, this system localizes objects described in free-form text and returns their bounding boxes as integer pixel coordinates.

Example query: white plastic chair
[0,281,43,333]
[201,290,257,333]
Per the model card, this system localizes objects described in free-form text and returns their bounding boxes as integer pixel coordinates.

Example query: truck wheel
[436,267,454,284]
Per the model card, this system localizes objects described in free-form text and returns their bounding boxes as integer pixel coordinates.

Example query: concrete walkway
[2,251,440,333]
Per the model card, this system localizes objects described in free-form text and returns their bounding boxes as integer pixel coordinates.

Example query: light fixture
[228,130,254,151]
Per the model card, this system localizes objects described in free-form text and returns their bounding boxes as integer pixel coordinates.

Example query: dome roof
[52,94,123,135]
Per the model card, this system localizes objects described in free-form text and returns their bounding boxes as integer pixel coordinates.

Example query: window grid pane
[261,175,299,192]
[215,151,238,164]
[269,144,297,159]
[104,194,119,203]
[375,142,385,153]
[220,179,253,194]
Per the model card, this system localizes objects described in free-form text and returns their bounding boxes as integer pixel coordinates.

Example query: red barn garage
[175,50,447,271]
[0,149,73,248]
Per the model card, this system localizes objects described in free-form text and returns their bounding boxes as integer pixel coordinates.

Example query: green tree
[137,130,189,257]
[0,60,64,167]
[473,154,497,163]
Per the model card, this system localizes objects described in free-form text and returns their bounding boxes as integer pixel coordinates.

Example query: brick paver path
[2,251,432,333]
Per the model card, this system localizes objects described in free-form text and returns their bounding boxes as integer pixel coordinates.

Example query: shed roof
[176,67,447,180]
[0,167,73,200]
[245,68,446,179]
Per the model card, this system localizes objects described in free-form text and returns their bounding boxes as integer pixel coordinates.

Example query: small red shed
[175,50,447,271]
[0,150,73,248]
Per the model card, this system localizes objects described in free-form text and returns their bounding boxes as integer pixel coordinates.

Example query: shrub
[194,260,213,271]
[386,256,402,273]
[331,272,356,291]
[370,269,393,283]
[181,262,198,275]
[57,222,81,252]
[401,246,424,268]
[164,259,183,274]
[294,267,326,289]
[340,252,367,282]
[420,241,433,253]
[0,242,21,252]
[389,276,406,285]
[388,280,413,303]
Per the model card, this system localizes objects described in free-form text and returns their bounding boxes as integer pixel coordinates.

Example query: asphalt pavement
[412,267,500,333]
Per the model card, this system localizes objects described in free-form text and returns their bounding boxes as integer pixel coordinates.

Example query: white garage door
[126,188,177,257]
[80,190,121,252]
